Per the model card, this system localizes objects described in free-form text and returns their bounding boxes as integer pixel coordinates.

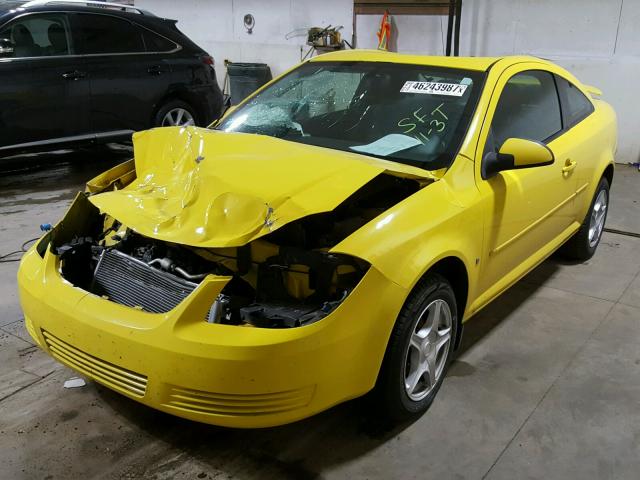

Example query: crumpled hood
[89,127,436,248]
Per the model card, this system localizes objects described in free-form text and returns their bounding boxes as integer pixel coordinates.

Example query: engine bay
[51,174,420,329]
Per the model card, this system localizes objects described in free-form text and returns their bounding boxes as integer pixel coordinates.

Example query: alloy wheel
[588,189,608,248]
[161,108,195,127]
[403,298,453,401]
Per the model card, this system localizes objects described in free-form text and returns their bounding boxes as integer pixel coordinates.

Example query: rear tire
[374,273,458,422]
[154,100,198,127]
[561,176,610,261]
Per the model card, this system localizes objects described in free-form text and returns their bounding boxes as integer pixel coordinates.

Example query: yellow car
[18,50,616,428]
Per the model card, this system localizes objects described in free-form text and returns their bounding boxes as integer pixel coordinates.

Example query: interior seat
[12,24,40,57]
[46,23,68,56]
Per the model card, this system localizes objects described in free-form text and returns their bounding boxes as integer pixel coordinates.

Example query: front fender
[331,169,483,314]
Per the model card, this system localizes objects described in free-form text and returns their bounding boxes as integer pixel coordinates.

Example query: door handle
[562,159,577,173]
[148,65,163,75]
[62,70,86,80]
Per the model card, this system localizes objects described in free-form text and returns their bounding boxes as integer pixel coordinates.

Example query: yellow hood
[89,127,436,248]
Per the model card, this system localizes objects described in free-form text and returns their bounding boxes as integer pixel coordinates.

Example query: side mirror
[482,138,554,180]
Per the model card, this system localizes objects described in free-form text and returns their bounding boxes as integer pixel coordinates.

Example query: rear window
[556,76,594,127]
[142,30,177,52]
[74,13,144,54]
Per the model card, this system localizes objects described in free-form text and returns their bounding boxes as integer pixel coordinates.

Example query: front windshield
[217,61,485,170]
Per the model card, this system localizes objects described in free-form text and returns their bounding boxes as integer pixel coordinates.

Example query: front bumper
[18,246,406,428]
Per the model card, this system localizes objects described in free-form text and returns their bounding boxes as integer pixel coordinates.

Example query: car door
[554,74,598,211]
[70,13,172,134]
[0,12,89,149]
[475,65,579,296]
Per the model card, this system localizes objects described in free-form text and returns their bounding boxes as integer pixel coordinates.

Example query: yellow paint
[499,138,554,167]
[310,49,501,71]
[18,53,616,428]
[86,158,135,194]
[89,127,436,248]
[583,84,603,97]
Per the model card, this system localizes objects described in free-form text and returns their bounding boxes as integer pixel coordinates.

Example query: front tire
[561,176,610,261]
[374,273,458,421]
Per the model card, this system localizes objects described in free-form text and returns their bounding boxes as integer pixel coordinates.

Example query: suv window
[487,70,562,153]
[142,30,177,52]
[0,14,71,58]
[556,76,594,127]
[74,14,144,54]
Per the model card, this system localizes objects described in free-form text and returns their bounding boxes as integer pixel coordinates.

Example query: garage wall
[137,0,639,163]
[135,0,354,86]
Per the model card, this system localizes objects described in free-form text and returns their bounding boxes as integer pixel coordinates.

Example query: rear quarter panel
[573,98,617,219]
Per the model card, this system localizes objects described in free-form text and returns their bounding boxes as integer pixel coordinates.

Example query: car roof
[0,1,28,13]
[310,49,545,72]
[0,1,158,21]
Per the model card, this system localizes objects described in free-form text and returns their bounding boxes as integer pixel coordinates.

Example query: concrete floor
[1,153,638,480]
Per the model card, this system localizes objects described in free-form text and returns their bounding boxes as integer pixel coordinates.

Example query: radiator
[92,249,198,314]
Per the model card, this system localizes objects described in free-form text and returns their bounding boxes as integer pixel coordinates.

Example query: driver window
[485,70,562,154]
[0,14,71,59]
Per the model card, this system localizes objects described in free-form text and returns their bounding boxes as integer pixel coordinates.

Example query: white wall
[136,0,354,86]
[138,0,640,163]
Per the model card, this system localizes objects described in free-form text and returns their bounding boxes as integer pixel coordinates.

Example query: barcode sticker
[400,81,468,96]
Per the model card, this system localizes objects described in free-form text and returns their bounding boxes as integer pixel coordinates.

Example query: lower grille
[163,385,315,416]
[42,330,147,398]
[93,249,197,313]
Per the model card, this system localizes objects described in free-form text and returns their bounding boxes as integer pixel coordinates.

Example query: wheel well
[603,163,614,187]
[426,256,469,348]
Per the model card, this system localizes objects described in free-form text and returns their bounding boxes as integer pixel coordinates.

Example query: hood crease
[89,127,436,248]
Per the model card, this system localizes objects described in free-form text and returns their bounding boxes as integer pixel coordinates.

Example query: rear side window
[142,30,177,52]
[556,76,594,127]
[488,70,562,151]
[74,14,144,54]
[0,13,71,58]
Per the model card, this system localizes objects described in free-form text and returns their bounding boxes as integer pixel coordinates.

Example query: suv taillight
[201,55,214,67]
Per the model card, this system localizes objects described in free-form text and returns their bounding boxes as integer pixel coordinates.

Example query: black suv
[0,0,224,155]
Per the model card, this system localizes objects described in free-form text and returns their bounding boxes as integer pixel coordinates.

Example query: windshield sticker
[350,134,422,157]
[400,81,468,96]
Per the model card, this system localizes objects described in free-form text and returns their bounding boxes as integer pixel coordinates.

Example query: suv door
[70,13,173,134]
[0,12,89,149]
[475,66,579,297]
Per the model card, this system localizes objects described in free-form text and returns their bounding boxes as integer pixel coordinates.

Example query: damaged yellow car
[18,50,616,428]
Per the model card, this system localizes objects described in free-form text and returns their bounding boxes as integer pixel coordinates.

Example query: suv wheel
[155,100,198,127]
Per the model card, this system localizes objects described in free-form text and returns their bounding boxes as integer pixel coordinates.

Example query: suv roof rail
[21,0,146,14]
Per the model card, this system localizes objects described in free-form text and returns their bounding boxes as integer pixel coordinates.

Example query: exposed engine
[52,174,420,328]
